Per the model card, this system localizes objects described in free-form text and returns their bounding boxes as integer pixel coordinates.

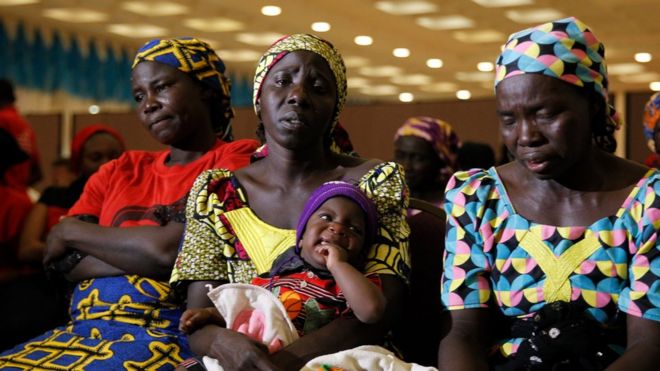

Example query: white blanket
[301,345,439,371]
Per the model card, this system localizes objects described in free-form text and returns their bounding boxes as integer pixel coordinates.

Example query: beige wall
[25,113,61,192]
[231,98,502,162]
[25,92,656,193]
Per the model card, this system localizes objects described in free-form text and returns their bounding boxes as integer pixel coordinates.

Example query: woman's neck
[258,144,338,184]
[166,136,217,166]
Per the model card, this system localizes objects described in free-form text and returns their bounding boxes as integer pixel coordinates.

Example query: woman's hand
[194,325,281,371]
[43,217,79,267]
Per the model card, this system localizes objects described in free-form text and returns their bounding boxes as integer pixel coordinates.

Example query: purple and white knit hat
[296,181,378,252]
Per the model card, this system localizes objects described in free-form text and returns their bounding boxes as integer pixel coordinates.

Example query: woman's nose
[287,83,309,105]
[518,119,542,146]
[143,92,160,113]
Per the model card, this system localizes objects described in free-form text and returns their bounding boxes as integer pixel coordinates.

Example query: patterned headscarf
[494,16,622,133]
[132,37,234,141]
[253,34,351,155]
[394,116,461,179]
[70,124,125,173]
[643,92,660,152]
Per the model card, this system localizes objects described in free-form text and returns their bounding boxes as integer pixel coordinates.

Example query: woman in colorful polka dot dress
[438,17,660,370]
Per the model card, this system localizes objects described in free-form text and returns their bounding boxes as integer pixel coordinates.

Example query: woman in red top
[0,38,258,370]
[18,124,125,263]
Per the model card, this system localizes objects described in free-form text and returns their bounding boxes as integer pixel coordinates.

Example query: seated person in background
[170,33,409,371]
[49,157,76,188]
[3,125,123,349]
[0,127,32,280]
[393,116,460,208]
[180,181,385,343]
[0,128,35,351]
[439,17,660,370]
[19,124,125,262]
[0,37,258,368]
[642,92,660,169]
[456,141,495,171]
[0,79,42,194]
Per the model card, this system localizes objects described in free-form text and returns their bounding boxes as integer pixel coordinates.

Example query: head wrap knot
[643,92,660,152]
[132,37,234,140]
[296,181,378,253]
[394,116,461,179]
[494,16,622,132]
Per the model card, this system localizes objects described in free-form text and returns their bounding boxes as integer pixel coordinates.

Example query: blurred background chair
[392,197,448,367]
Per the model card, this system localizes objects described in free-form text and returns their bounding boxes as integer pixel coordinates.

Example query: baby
[180,181,385,338]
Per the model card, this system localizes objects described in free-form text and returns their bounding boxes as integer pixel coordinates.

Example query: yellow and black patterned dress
[171,161,410,293]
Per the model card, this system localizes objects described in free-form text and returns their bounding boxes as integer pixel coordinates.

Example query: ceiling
[2,0,660,104]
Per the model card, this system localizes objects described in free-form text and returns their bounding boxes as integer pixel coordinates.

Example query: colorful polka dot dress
[441,168,660,358]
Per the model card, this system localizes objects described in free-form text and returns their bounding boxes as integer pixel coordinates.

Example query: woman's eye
[499,116,516,127]
[133,93,144,103]
[313,81,328,92]
[155,84,167,93]
[319,214,331,221]
[536,111,556,121]
[272,73,291,86]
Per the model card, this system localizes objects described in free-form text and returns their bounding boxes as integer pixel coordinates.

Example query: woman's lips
[525,158,548,172]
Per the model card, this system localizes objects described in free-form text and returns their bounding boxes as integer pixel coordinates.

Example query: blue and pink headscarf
[494,17,622,135]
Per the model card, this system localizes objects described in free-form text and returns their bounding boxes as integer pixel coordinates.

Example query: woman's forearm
[438,331,489,371]
[606,316,660,371]
[18,203,48,262]
[65,255,125,281]
[605,343,660,371]
[53,219,183,278]
[438,309,491,371]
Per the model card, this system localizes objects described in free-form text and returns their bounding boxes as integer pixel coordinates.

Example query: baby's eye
[348,225,363,235]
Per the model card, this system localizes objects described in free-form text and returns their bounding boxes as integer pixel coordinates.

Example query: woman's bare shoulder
[339,155,384,180]
[603,153,650,189]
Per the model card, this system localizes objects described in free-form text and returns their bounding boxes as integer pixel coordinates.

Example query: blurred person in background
[642,92,660,169]
[49,157,76,188]
[19,124,125,262]
[0,79,42,194]
[394,116,460,208]
[457,141,496,171]
[0,127,38,350]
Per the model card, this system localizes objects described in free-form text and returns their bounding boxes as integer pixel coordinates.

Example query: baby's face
[299,196,366,269]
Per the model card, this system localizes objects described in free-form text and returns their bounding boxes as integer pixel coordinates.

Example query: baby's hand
[179,307,216,334]
[315,243,349,269]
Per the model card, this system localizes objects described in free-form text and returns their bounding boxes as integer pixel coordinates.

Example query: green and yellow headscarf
[494,17,622,138]
[252,34,351,155]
